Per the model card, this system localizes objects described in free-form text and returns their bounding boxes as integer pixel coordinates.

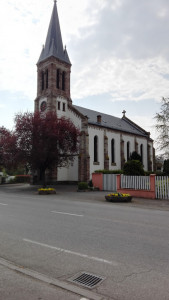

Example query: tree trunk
[40,168,46,188]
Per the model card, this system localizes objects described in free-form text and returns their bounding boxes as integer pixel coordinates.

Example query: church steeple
[38,1,71,65]
[35,1,72,113]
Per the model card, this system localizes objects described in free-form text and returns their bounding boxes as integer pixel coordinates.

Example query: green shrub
[1,177,6,184]
[8,178,16,184]
[155,171,166,176]
[14,175,31,183]
[123,160,145,175]
[88,180,93,187]
[144,171,154,176]
[78,182,88,190]
[94,169,123,174]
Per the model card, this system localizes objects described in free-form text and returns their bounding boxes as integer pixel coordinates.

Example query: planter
[38,188,56,195]
[105,194,132,202]
[77,187,100,192]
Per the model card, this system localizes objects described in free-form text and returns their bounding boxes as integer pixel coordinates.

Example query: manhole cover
[69,272,105,289]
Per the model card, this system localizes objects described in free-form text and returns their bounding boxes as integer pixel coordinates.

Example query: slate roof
[38,1,71,65]
[74,105,150,138]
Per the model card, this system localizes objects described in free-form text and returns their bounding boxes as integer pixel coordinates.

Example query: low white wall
[57,156,79,181]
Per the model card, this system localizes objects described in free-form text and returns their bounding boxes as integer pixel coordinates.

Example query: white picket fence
[155,176,169,199]
[101,174,169,199]
[121,175,150,190]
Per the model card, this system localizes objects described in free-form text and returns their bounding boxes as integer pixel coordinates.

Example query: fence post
[116,174,121,190]
[150,174,156,198]
[92,173,103,191]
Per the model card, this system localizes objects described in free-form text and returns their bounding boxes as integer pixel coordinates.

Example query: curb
[0,257,107,300]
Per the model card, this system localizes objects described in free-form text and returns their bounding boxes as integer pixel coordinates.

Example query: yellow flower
[106,193,130,197]
[38,188,56,192]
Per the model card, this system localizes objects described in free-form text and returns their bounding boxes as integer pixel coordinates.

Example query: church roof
[74,105,150,138]
[38,1,71,65]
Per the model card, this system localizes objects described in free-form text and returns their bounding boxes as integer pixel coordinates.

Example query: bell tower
[35,1,72,114]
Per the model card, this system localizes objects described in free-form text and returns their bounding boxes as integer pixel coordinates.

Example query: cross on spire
[122,110,126,117]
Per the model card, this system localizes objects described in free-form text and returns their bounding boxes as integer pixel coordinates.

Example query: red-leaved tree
[15,112,79,185]
[0,127,18,171]
[1,112,79,186]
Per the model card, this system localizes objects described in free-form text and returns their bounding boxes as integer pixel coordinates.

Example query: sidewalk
[0,264,83,300]
[1,183,169,211]
[0,258,104,300]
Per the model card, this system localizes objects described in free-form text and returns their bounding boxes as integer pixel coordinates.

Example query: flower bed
[38,188,56,195]
[105,193,132,202]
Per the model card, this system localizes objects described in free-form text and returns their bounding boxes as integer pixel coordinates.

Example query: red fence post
[92,173,103,191]
[150,174,156,199]
[116,174,121,190]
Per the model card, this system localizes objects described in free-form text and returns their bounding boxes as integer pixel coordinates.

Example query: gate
[155,176,169,199]
[103,174,117,191]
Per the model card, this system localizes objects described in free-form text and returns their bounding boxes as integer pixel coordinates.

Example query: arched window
[46,69,48,89]
[127,141,130,161]
[94,135,98,162]
[140,144,143,163]
[56,69,60,89]
[41,71,45,90]
[111,139,115,163]
[62,71,65,91]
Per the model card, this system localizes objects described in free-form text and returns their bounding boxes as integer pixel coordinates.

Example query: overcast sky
[0,0,169,151]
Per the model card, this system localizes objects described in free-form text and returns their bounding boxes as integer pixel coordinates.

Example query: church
[34,1,154,183]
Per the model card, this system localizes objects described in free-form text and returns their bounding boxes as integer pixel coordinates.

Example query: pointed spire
[38,1,71,64]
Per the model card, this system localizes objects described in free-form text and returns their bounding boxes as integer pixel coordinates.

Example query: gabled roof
[38,1,71,65]
[74,105,151,138]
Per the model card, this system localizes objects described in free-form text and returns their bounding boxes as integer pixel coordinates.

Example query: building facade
[34,1,154,182]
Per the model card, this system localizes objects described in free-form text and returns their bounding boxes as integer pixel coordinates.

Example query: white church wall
[56,97,67,119]
[137,137,148,170]
[57,156,79,181]
[88,127,104,178]
[107,131,121,170]
[148,141,154,171]
[56,102,81,181]
[67,107,82,129]
[56,99,82,130]
[122,135,135,162]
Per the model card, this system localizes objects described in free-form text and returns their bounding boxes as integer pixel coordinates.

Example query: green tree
[129,151,142,162]
[155,97,169,157]
[163,159,169,175]
[123,160,145,175]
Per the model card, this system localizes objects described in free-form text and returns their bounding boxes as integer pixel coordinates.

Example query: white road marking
[0,203,8,206]
[23,238,118,266]
[51,211,84,217]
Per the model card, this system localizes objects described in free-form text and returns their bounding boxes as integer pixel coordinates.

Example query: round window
[40,101,47,112]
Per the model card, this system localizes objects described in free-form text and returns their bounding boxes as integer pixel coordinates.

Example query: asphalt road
[0,184,169,300]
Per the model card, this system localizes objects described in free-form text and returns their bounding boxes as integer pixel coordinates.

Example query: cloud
[92,0,169,60]
[0,104,5,109]
[71,56,169,102]
[68,0,169,103]
[0,0,169,136]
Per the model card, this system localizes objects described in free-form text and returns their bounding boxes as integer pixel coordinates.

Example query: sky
[0,0,169,153]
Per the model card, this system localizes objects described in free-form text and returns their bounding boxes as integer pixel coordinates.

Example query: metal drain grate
[69,272,105,289]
